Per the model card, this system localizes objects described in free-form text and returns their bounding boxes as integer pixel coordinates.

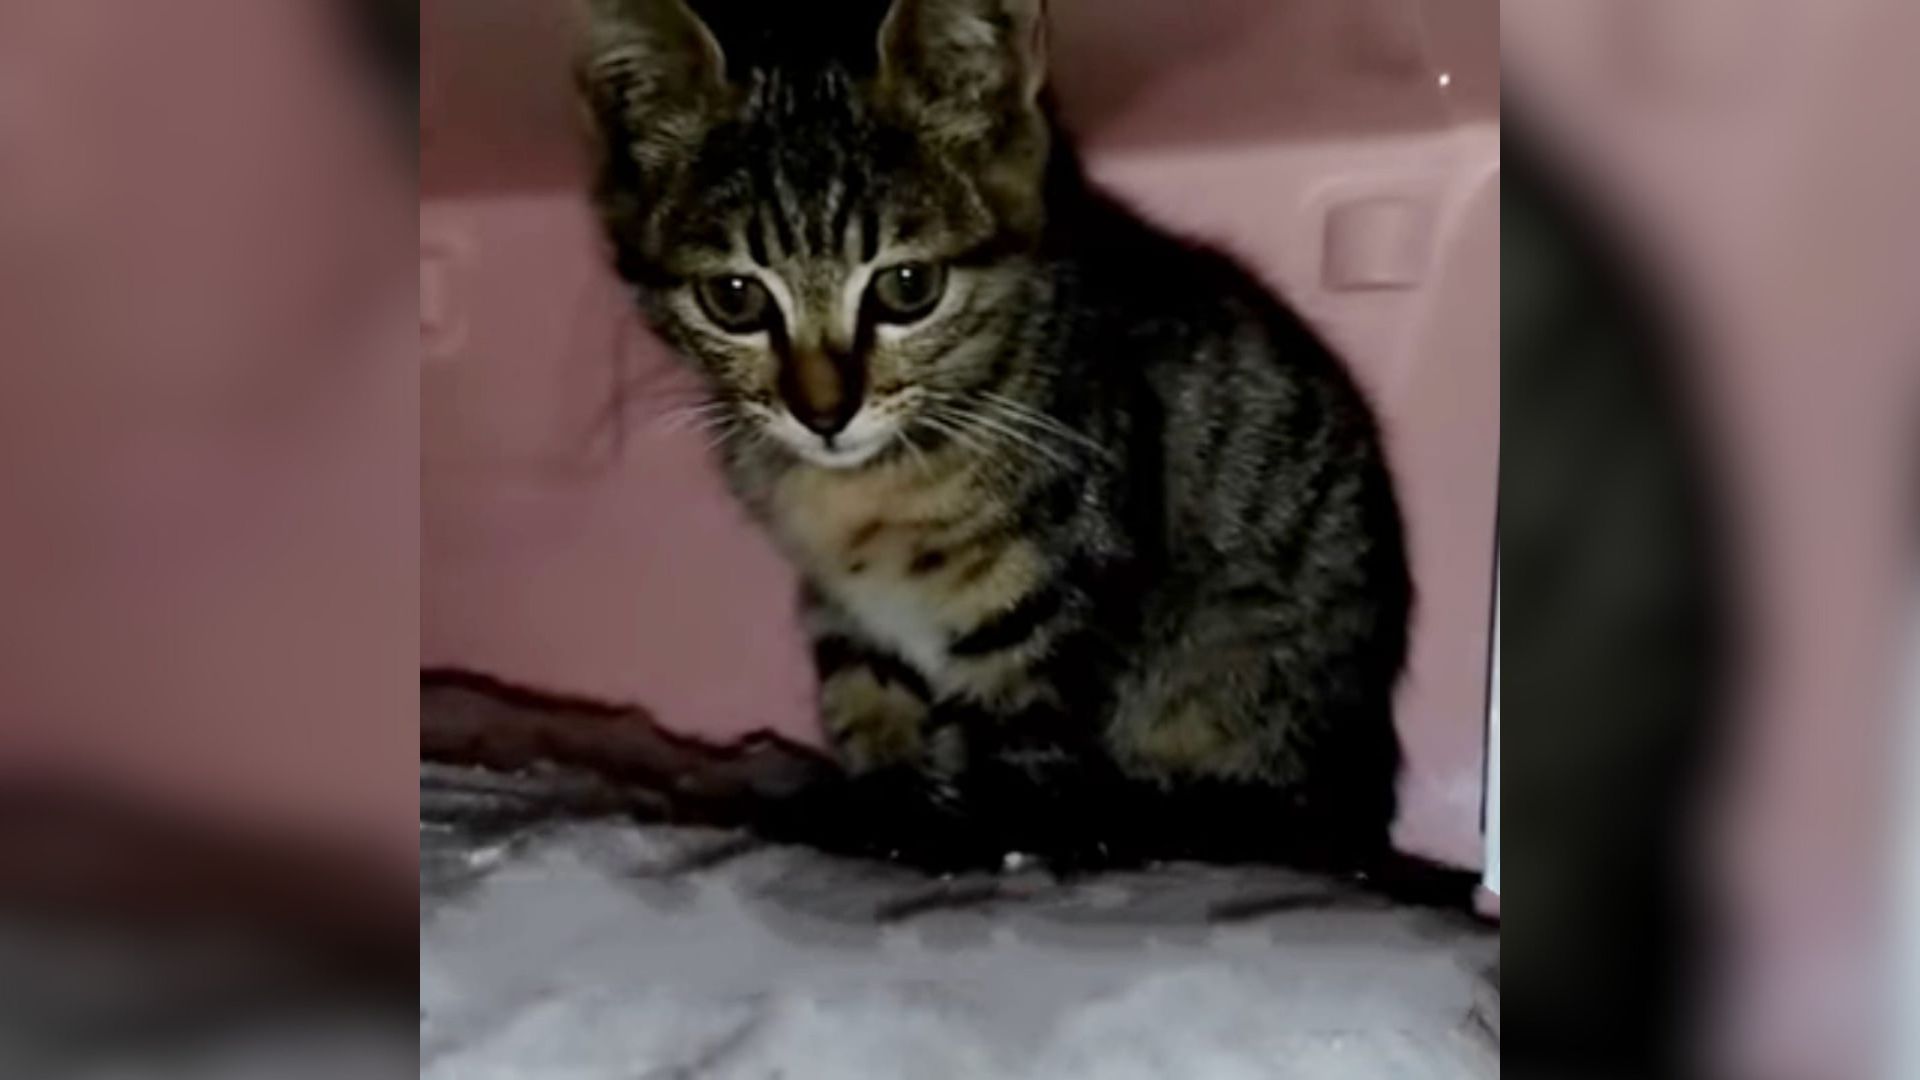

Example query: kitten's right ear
[876,0,1051,234]
[576,0,730,173]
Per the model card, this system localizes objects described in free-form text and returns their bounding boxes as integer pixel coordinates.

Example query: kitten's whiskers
[978,391,1110,459]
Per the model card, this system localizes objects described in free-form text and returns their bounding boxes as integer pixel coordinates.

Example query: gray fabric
[421,767,1498,1079]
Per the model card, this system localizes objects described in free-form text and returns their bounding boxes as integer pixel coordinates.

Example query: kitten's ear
[577,0,730,173]
[877,0,1050,227]
[877,0,1047,130]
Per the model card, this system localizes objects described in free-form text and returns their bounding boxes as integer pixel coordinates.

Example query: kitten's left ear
[877,0,1051,227]
[877,0,1048,120]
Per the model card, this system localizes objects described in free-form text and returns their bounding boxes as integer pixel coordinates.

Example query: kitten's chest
[769,463,1035,687]
[827,570,952,678]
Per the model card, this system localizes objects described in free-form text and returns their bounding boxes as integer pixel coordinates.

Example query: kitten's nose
[792,400,857,439]
[779,347,863,438]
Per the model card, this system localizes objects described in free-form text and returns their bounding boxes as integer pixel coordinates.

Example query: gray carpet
[421,764,1499,1079]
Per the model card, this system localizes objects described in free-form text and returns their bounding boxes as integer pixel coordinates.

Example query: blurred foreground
[1505,0,1920,1075]
[0,1,420,1075]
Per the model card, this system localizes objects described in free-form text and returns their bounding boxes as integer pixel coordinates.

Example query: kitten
[577,0,1412,872]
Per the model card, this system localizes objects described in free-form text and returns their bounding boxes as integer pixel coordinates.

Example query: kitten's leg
[943,670,1146,875]
[1104,619,1400,867]
[812,633,936,774]
[798,630,999,870]
[796,583,940,774]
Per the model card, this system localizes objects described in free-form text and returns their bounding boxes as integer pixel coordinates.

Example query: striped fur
[580,0,1412,867]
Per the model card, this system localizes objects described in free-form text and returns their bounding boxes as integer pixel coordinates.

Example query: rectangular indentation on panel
[1322,196,1434,291]
[421,216,474,364]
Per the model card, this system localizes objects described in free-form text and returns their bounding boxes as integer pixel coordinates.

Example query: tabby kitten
[578,0,1411,870]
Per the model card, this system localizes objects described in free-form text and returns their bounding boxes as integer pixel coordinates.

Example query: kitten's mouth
[766,407,898,470]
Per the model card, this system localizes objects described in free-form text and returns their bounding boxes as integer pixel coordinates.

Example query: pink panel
[422,196,816,744]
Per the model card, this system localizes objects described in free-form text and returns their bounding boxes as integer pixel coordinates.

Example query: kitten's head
[579,0,1051,469]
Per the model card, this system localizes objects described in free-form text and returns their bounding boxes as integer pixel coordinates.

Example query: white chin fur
[769,409,894,470]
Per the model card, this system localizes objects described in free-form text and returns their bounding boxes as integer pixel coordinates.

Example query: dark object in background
[342,0,418,133]
[1502,126,1733,1074]
[420,669,1480,911]
[420,668,840,828]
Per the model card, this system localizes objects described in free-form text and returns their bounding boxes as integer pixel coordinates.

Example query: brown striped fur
[579,0,1413,869]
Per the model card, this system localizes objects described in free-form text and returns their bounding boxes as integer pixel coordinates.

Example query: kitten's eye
[869,262,948,324]
[695,275,773,333]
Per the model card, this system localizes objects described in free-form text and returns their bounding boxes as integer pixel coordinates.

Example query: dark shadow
[1501,118,1736,1075]
[421,668,1480,907]
[0,781,415,1065]
[343,0,418,137]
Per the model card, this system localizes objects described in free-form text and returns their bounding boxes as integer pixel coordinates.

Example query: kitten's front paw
[820,668,932,774]
[966,752,1148,877]
[763,767,1000,873]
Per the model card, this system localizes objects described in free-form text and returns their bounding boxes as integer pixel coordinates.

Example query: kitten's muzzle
[778,345,864,438]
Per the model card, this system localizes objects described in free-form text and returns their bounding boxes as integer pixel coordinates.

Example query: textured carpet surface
[421,766,1498,1079]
